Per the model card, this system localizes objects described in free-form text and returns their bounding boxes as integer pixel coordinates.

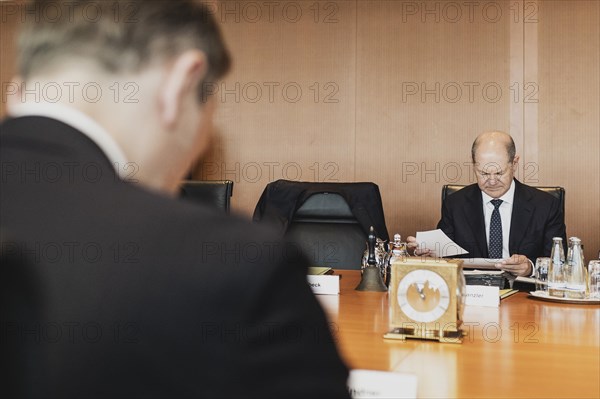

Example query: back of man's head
[18,0,231,102]
[13,0,232,193]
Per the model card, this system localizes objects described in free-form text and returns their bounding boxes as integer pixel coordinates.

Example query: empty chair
[253,180,389,269]
[180,180,234,214]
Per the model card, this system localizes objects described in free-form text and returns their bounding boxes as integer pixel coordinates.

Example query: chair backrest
[286,193,367,269]
[180,180,234,214]
[441,184,565,214]
[253,180,388,270]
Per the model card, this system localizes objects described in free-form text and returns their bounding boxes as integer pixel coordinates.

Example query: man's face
[191,96,216,158]
[473,145,518,198]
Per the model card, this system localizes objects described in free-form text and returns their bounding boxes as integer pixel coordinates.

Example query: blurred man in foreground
[0,1,349,397]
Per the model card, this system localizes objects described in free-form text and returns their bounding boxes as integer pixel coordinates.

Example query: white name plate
[348,369,417,399]
[306,274,340,295]
[465,285,500,307]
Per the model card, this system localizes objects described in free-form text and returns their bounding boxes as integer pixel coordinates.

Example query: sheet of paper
[307,266,332,275]
[516,276,535,285]
[461,258,503,270]
[415,229,468,257]
[499,289,519,300]
[463,269,504,275]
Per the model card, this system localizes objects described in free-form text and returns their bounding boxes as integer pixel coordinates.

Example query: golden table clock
[384,257,466,343]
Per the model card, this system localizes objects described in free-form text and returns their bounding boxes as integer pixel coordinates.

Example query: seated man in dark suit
[0,1,349,397]
[408,131,567,277]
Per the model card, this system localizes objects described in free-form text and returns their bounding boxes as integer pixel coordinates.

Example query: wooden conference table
[316,270,600,398]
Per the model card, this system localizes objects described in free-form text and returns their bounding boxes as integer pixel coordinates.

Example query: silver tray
[529,290,600,305]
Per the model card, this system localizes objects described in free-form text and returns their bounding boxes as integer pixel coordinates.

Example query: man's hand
[495,254,532,277]
[406,236,432,257]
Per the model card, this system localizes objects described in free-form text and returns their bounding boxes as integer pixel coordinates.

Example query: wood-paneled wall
[1,1,598,260]
[202,0,599,261]
[1,2,21,116]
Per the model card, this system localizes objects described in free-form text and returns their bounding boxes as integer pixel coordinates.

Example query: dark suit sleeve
[238,250,350,399]
[437,198,455,241]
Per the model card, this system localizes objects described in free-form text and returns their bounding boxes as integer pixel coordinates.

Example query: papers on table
[516,276,535,285]
[415,230,506,269]
[415,229,468,257]
[307,266,333,275]
[499,289,519,299]
[461,258,503,270]
[463,269,504,276]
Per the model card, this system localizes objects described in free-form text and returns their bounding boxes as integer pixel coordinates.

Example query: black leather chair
[286,193,368,269]
[180,180,233,214]
[253,180,389,269]
[441,184,565,214]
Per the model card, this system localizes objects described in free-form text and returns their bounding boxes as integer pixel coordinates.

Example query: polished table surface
[316,270,600,398]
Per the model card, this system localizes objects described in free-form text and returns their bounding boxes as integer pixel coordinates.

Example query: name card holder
[465,285,500,307]
[306,274,340,295]
[348,369,418,399]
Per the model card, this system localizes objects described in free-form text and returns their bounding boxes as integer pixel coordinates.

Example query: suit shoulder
[124,183,282,244]
[443,183,479,205]
[517,181,561,205]
[111,185,306,292]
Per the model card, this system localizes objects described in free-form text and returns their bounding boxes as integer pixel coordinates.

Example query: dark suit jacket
[437,180,567,261]
[253,179,389,241]
[0,116,349,398]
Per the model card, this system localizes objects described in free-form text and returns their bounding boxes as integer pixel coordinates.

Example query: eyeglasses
[474,163,513,181]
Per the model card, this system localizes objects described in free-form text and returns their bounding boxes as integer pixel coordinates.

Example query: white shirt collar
[8,102,129,178]
[481,179,516,205]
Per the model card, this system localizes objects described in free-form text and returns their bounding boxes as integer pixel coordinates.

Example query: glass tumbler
[535,257,551,293]
[588,260,600,299]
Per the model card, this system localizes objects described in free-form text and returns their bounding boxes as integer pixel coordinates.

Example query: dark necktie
[488,199,503,258]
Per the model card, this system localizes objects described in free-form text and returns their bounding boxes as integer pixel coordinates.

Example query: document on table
[415,229,468,257]
[461,258,503,270]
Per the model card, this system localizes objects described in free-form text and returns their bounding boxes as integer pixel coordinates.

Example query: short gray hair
[18,0,231,102]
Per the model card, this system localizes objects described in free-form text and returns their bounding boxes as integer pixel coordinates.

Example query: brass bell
[355,265,388,292]
[355,226,388,292]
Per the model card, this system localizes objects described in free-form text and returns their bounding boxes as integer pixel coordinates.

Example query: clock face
[397,269,450,323]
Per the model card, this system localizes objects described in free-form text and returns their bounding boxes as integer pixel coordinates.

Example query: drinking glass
[535,257,551,293]
[588,260,600,299]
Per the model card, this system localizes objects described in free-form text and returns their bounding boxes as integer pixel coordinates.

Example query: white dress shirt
[481,180,516,259]
[8,102,129,178]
